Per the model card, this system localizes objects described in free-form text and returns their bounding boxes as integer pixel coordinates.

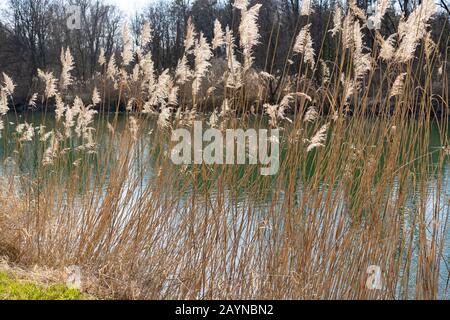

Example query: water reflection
[0,112,449,298]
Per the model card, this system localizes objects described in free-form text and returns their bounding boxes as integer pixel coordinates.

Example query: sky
[107,0,153,15]
[0,0,153,16]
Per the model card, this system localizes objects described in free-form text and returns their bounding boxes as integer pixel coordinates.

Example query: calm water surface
[0,111,449,299]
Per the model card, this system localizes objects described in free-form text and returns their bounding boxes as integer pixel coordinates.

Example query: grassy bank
[0,270,85,300]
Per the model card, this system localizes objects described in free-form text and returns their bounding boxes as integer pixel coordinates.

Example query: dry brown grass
[0,1,449,300]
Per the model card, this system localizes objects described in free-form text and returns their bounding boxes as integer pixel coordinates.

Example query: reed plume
[2,73,15,96]
[192,33,212,99]
[122,24,133,66]
[293,23,315,69]
[212,19,225,50]
[300,0,314,16]
[396,0,437,63]
[140,22,153,47]
[238,3,262,72]
[390,72,407,97]
[307,123,329,152]
[60,47,74,90]
[37,69,58,99]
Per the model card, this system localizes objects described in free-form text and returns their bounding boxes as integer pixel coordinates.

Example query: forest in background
[0,0,449,109]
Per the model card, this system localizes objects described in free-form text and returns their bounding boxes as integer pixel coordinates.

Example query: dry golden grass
[0,1,449,300]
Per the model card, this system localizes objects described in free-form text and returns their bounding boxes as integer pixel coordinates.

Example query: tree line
[0,0,448,105]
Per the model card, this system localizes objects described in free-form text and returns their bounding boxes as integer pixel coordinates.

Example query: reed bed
[0,0,449,299]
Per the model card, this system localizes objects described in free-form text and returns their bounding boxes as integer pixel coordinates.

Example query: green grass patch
[0,271,85,300]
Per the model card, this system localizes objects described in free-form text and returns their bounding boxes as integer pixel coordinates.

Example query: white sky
[107,0,154,15]
[0,0,153,16]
